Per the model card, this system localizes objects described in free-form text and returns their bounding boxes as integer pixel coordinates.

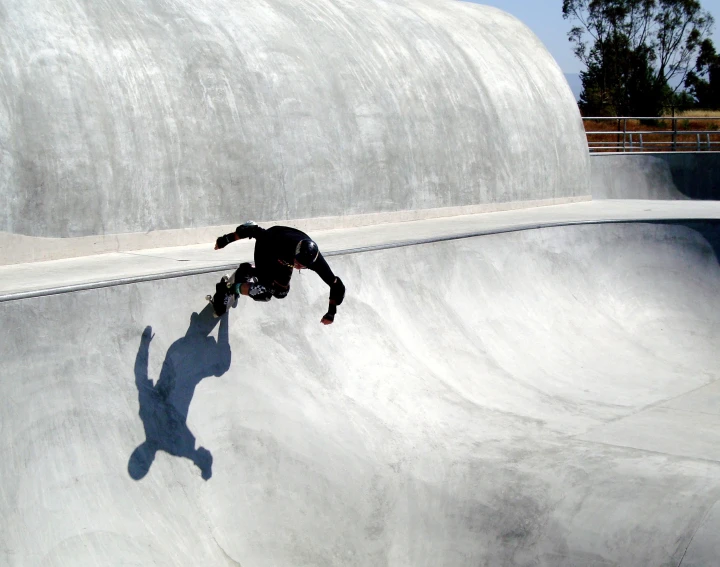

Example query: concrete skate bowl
[2,220,720,566]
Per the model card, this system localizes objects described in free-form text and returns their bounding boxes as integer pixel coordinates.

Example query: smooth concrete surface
[2,221,720,566]
[2,1,720,564]
[0,0,588,240]
[591,153,720,200]
[3,199,720,299]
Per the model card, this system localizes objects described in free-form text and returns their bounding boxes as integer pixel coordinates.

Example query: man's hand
[321,301,337,325]
[214,233,237,250]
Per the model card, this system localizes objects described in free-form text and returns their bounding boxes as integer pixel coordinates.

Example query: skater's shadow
[128,304,231,481]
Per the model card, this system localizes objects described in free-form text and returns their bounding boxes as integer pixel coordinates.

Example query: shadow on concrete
[655,220,720,264]
[590,154,720,200]
[128,304,231,481]
[683,221,720,263]
[660,154,720,201]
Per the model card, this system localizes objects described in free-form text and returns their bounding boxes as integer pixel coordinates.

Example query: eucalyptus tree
[562,0,714,115]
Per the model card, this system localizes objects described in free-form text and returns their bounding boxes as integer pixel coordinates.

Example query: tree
[577,32,660,115]
[563,0,715,115]
[685,39,720,107]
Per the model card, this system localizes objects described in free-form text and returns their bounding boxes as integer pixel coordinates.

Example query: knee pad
[272,282,290,299]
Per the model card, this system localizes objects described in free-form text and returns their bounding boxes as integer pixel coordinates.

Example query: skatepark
[2,1,720,566]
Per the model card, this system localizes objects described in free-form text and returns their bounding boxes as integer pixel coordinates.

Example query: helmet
[295,238,319,267]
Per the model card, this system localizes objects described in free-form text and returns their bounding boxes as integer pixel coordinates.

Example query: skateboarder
[211,222,345,324]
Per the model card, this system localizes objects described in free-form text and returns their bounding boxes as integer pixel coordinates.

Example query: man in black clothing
[213,222,345,324]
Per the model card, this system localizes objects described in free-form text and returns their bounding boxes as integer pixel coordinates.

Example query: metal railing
[583,116,720,153]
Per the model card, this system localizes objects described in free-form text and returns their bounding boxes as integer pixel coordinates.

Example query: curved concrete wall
[591,153,720,200]
[0,0,589,241]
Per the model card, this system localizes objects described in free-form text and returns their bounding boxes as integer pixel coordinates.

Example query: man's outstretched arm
[321,277,346,325]
[309,253,345,325]
[214,222,260,250]
[134,326,154,391]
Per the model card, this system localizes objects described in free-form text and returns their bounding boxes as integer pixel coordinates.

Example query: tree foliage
[685,39,720,107]
[562,0,715,115]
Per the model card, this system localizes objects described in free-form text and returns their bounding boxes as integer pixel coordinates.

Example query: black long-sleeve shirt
[250,225,336,292]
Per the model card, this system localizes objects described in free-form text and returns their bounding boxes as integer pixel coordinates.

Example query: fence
[583,116,720,153]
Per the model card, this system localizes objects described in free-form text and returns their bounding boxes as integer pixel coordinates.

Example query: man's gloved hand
[321,302,337,325]
[215,234,235,250]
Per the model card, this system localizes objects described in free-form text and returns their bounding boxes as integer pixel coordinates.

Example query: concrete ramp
[3,221,720,566]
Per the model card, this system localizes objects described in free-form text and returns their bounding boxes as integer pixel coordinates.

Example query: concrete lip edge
[4,216,720,303]
[0,196,592,266]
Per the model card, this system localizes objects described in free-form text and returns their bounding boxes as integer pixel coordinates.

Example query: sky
[464,0,720,74]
